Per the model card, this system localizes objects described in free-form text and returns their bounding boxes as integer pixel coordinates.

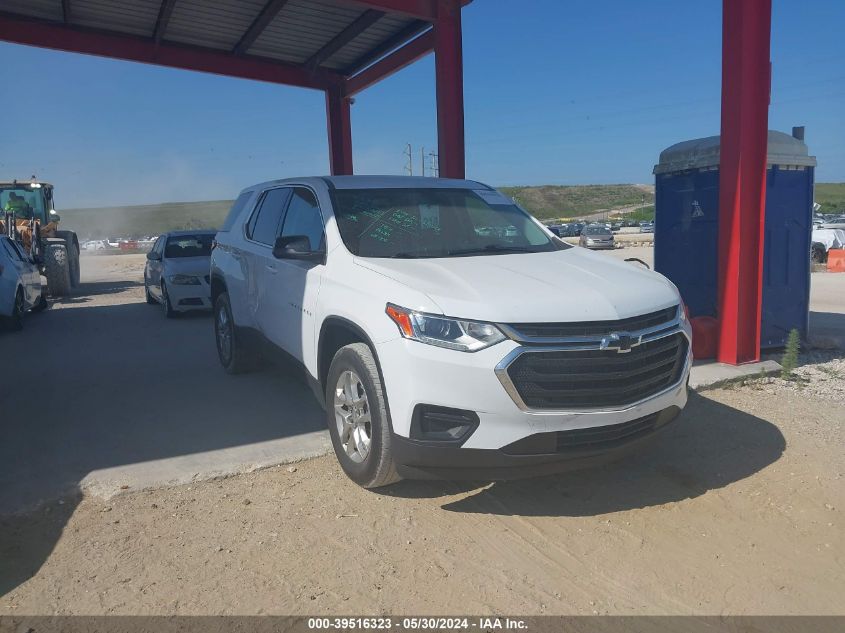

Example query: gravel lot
[1,251,843,616]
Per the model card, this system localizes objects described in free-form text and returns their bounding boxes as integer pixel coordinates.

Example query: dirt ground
[1,253,843,616]
[2,383,843,615]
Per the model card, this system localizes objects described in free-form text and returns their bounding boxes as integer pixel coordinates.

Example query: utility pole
[404,143,413,176]
[429,151,439,178]
[420,146,426,177]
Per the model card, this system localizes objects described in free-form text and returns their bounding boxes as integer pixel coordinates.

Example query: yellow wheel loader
[1,179,80,296]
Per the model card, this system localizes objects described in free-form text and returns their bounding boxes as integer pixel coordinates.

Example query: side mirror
[49,210,60,222]
[273,235,324,262]
[147,251,161,261]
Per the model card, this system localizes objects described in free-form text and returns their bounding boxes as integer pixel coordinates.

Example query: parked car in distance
[1,235,46,329]
[822,216,845,230]
[546,224,562,237]
[579,225,615,249]
[144,230,215,317]
[211,176,691,489]
[640,221,655,233]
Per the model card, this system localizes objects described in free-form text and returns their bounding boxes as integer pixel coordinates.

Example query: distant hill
[498,184,655,220]
[61,200,233,239]
[815,183,845,214]
[60,182,844,238]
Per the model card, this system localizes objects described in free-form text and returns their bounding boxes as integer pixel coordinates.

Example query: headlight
[169,274,200,285]
[385,304,506,352]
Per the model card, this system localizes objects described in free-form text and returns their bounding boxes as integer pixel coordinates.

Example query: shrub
[781,328,800,379]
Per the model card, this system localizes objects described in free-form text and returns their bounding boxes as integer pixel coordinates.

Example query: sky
[0,0,842,209]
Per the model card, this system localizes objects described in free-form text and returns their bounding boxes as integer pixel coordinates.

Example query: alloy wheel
[333,370,372,463]
[216,304,232,365]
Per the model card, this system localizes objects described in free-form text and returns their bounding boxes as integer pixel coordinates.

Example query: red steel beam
[344,28,434,96]
[716,0,772,364]
[433,0,465,179]
[326,84,354,175]
[0,13,337,91]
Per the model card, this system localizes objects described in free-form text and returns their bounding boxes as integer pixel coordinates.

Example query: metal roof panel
[70,0,160,37]
[0,0,63,22]
[165,0,268,51]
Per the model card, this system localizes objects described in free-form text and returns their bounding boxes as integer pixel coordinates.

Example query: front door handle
[265,265,278,274]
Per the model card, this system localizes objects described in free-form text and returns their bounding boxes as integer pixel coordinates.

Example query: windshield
[0,186,47,222]
[331,188,562,258]
[164,234,213,258]
[585,227,611,235]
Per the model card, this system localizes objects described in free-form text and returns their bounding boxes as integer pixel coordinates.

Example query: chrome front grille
[495,307,689,411]
[503,334,687,409]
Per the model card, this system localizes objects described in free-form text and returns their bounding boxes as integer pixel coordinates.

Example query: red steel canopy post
[326,84,354,175]
[716,0,772,364]
[433,0,465,179]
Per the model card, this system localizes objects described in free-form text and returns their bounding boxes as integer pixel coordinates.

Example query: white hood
[354,248,680,323]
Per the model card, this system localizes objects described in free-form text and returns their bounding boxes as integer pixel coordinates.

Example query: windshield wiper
[389,252,421,259]
[447,244,538,256]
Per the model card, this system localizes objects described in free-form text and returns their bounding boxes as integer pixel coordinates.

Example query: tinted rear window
[164,234,213,258]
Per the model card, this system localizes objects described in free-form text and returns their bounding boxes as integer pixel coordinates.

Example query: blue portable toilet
[653,129,817,348]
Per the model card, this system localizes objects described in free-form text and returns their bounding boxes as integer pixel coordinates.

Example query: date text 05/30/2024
[307,617,528,630]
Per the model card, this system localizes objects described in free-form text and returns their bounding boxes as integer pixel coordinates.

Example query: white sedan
[144,230,214,317]
[1,235,46,330]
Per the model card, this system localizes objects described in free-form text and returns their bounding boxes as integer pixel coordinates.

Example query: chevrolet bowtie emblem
[600,332,640,353]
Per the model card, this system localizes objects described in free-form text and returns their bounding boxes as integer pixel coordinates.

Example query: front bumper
[166,278,212,311]
[377,320,692,474]
[392,405,682,480]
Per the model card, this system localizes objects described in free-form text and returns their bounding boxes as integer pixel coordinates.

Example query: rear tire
[214,292,259,374]
[44,243,71,296]
[326,343,400,489]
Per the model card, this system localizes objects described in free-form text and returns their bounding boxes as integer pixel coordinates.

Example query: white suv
[211,177,691,488]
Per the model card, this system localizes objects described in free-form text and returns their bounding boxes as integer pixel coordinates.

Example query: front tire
[144,275,156,305]
[213,292,258,374]
[44,243,71,296]
[161,281,176,318]
[326,343,400,489]
[5,289,25,330]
